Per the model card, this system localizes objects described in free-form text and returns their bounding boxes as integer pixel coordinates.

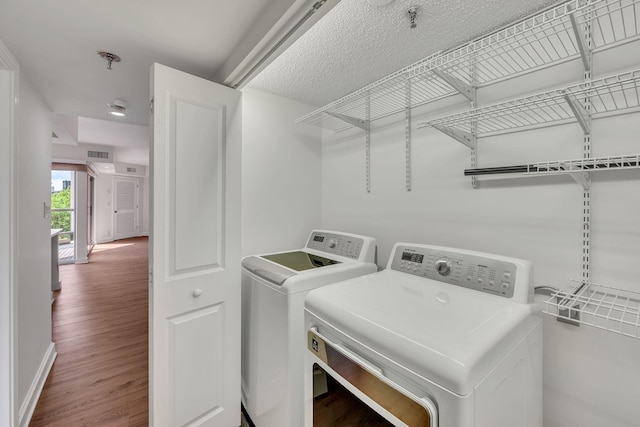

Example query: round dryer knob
[434,258,452,276]
[328,239,338,248]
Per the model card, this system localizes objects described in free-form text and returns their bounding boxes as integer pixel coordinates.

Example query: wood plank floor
[30,237,149,427]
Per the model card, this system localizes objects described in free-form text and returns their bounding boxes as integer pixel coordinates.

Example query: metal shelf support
[566,169,591,189]
[580,2,593,286]
[365,99,371,193]
[432,125,476,150]
[569,9,592,73]
[326,111,370,131]
[563,93,591,134]
[405,80,412,192]
[432,69,475,102]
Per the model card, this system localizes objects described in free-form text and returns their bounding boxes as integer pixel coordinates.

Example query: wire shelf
[296,0,640,131]
[527,153,640,173]
[544,280,640,339]
[418,68,640,137]
[464,153,640,176]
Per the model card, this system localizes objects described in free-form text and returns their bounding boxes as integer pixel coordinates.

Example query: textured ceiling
[249,0,557,108]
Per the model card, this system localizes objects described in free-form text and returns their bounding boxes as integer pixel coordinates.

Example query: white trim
[0,35,19,427]
[18,343,57,427]
[74,257,89,264]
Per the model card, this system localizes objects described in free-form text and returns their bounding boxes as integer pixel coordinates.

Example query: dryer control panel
[389,244,520,299]
[306,231,365,260]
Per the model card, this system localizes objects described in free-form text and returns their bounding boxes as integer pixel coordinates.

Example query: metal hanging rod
[464,154,640,176]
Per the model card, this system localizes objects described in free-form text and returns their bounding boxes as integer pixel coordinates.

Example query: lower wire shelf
[544,280,640,339]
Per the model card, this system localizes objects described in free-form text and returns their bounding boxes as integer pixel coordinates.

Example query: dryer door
[308,328,438,427]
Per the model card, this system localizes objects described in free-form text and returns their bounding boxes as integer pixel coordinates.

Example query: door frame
[0,37,19,427]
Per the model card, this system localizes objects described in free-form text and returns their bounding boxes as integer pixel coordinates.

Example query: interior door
[149,63,242,427]
[113,176,138,240]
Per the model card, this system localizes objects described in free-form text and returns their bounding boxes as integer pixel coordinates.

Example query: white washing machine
[241,230,377,427]
[304,242,542,427]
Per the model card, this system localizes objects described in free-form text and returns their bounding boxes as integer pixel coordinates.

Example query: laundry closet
[243,0,640,426]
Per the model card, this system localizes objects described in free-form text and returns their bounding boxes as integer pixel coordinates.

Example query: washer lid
[305,269,540,396]
[262,251,341,271]
[241,251,342,286]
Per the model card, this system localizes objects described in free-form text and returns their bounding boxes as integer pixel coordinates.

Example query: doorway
[50,170,75,264]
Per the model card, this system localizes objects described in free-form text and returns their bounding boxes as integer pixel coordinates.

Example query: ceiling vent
[126,167,137,173]
[87,150,109,159]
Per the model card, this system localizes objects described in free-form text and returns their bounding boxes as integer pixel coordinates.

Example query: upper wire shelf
[296,0,640,132]
[417,68,640,140]
[544,280,640,339]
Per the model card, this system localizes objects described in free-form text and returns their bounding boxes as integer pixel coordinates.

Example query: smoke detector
[107,100,127,117]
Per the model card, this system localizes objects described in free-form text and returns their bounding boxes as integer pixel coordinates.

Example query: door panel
[150,63,241,427]
[172,99,223,273]
[171,304,224,426]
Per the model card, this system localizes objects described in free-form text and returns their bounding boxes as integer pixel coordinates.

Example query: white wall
[320,44,640,426]
[240,88,322,256]
[0,42,18,427]
[15,74,56,424]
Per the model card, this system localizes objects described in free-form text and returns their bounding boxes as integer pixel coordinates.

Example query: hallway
[30,237,149,426]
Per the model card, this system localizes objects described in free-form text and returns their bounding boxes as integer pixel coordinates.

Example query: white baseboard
[19,342,57,427]
[75,257,88,264]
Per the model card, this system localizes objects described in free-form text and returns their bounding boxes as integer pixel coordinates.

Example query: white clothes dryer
[241,230,377,427]
[304,242,542,427]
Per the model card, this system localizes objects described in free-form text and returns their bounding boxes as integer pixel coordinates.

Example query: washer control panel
[306,231,364,260]
[390,244,517,298]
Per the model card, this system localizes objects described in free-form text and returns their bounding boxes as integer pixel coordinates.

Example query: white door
[149,63,242,427]
[113,176,138,239]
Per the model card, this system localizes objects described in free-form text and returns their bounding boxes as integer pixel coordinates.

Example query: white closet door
[113,176,138,240]
[149,63,242,427]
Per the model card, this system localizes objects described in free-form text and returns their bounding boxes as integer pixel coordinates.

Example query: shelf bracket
[365,98,371,193]
[432,69,475,102]
[561,162,590,189]
[325,111,370,131]
[569,12,591,73]
[432,125,476,150]
[563,93,591,134]
[405,80,412,192]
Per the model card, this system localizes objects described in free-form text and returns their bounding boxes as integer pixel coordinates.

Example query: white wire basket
[544,279,640,339]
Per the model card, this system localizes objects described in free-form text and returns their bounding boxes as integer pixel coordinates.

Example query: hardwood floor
[30,237,149,426]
